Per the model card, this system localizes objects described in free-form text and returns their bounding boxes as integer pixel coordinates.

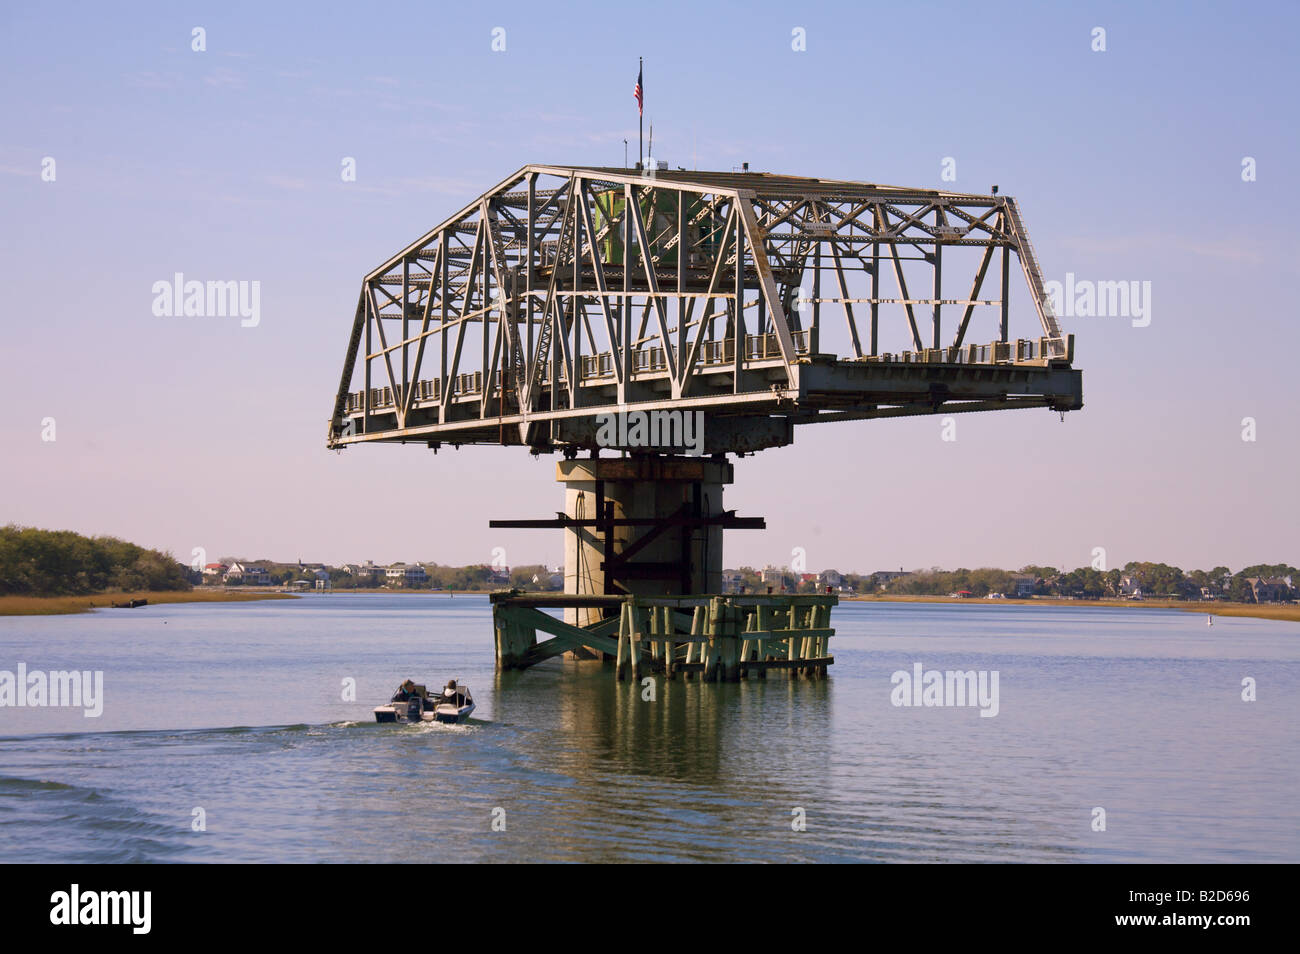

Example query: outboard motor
[406,697,423,722]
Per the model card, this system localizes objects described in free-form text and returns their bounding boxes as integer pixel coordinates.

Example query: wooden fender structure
[491,591,835,682]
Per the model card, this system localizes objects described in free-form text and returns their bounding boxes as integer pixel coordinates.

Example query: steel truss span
[328,165,1082,455]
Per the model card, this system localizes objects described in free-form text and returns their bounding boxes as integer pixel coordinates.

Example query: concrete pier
[559,456,733,629]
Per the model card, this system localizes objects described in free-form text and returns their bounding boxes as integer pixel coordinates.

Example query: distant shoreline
[842,593,1300,622]
[0,590,299,616]
[271,587,1300,624]
[4,587,1295,625]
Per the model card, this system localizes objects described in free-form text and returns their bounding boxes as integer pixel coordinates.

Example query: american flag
[633,65,643,116]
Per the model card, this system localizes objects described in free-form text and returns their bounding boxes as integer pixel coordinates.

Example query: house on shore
[385,563,428,586]
[1011,574,1039,598]
[223,562,272,585]
[1247,577,1293,603]
[870,569,908,590]
[342,561,378,582]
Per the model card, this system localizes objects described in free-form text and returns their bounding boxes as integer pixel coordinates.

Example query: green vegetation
[0,590,295,616]
[410,563,552,592]
[734,560,1297,603]
[0,525,191,596]
[269,563,557,592]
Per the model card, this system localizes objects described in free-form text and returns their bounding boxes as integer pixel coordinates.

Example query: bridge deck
[334,333,1080,452]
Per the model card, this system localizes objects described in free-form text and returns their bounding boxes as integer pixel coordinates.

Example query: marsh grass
[846,593,1300,622]
[0,590,299,616]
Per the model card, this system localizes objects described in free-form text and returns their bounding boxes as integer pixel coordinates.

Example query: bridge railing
[341,333,1072,419]
[631,347,669,373]
[861,335,1071,367]
[743,330,811,361]
[701,340,735,365]
[581,352,615,380]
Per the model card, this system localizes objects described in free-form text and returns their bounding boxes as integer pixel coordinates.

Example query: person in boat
[442,679,460,706]
[393,679,416,702]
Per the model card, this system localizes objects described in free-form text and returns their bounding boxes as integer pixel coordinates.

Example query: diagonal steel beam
[953,242,995,348]
[736,194,797,369]
[627,185,679,381]
[880,207,924,351]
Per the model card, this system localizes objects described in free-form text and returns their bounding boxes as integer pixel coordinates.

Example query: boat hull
[372,705,435,724]
[434,702,474,724]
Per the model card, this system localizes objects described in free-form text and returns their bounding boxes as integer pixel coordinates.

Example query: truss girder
[328,165,1079,452]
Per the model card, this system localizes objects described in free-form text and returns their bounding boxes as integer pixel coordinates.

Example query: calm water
[0,594,1296,863]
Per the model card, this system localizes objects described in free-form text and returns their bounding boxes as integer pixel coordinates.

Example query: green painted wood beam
[521,606,621,657]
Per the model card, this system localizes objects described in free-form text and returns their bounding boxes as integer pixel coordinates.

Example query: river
[1,594,1295,862]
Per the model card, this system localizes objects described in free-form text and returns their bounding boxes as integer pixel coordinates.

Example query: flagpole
[638,57,643,169]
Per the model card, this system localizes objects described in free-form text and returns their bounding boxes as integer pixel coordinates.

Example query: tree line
[205,560,559,592]
[897,563,1294,600]
[0,525,191,596]
[6,521,1290,604]
[734,562,1297,601]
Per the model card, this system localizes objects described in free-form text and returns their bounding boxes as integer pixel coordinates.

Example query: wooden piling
[661,607,675,679]
[489,590,835,684]
[686,605,704,680]
[615,604,630,681]
[628,603,642,682]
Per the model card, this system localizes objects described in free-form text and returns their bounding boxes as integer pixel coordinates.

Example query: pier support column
[494,616,536,670]
[559,455,733,644]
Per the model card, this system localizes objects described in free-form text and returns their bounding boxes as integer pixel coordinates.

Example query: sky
[1,0,1297,576]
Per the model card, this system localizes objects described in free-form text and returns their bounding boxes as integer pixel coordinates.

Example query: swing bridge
[326,164,1083,680]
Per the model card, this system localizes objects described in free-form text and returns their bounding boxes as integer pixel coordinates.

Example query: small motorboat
[373,679,474,724]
